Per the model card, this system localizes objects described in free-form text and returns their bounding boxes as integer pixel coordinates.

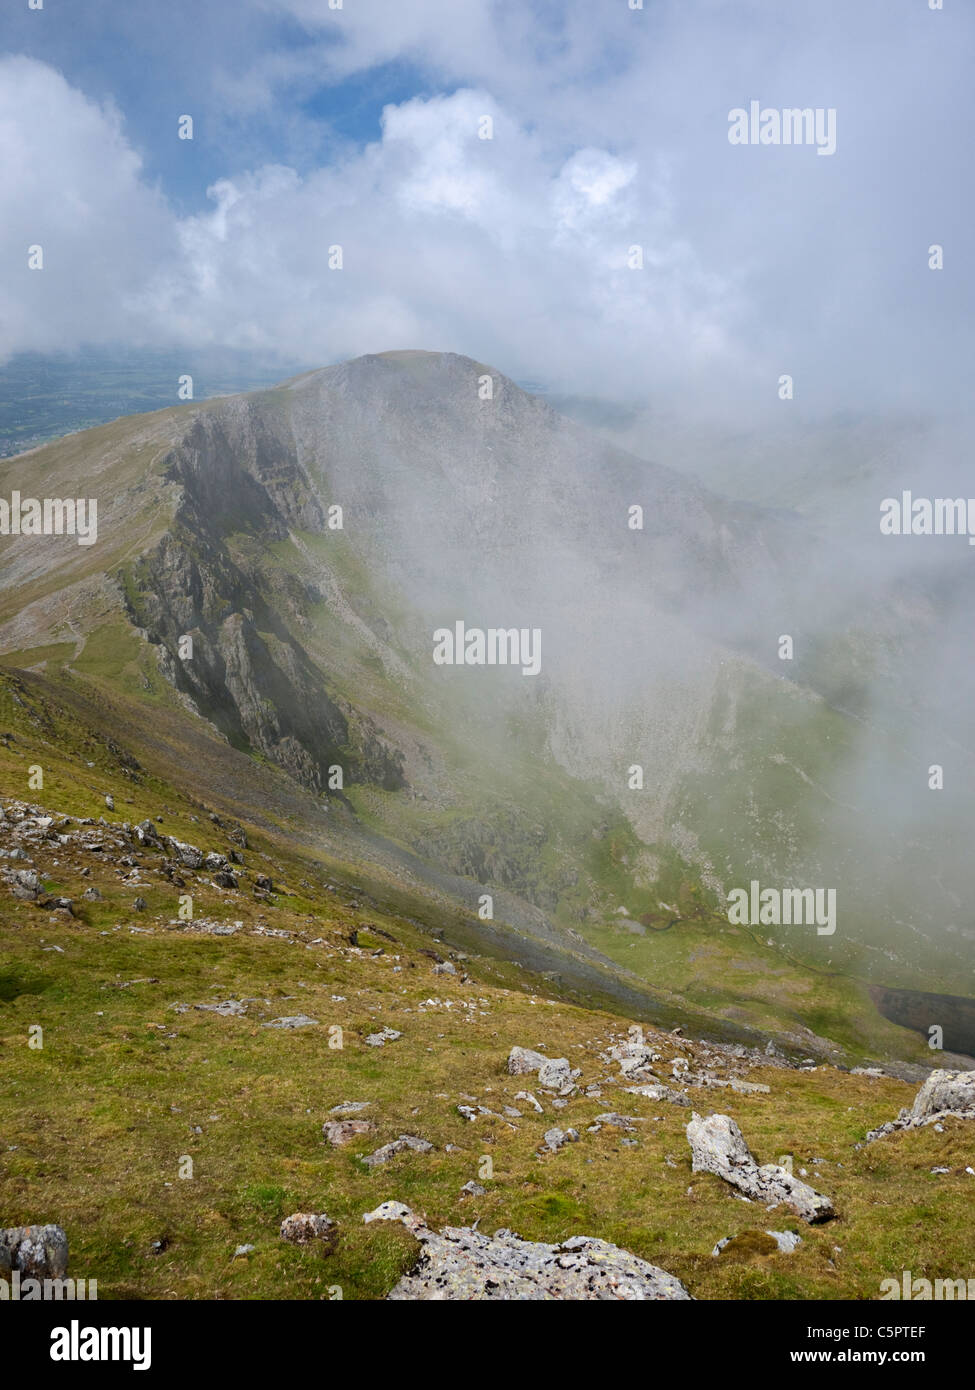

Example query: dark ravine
[869,984,975,1061]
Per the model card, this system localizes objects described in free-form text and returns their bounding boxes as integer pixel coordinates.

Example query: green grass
[2,877,971,1300]
[0,661,970,1301]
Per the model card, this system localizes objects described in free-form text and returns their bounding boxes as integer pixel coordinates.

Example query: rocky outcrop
[686,1112,834,1223]
[910,1069,975,1120]
[866,1068,975,1142]
[365,1205,691,1300]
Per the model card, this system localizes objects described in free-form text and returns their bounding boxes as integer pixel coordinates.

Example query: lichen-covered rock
[866,1068,975,1141]
[0,1224,68,1278]
[538,1057,576,1090]
[506,1048,579,1094]
[608,1040,660,1077]
[384,1223,692,1300]
[10,868,40,899]
[363,1201,420,1228]
[686,1112,834,1223]
[362,1134,433,1168]
[279,1212,334,1244]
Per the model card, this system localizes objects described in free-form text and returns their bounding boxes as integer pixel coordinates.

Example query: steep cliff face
[118,400,406,795]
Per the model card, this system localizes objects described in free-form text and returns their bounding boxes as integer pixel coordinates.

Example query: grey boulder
[686,1112,834,1223]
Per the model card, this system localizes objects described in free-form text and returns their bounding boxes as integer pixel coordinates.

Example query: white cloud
[1,0,972,419]
[0,57,176,357]
[0,58,741,402]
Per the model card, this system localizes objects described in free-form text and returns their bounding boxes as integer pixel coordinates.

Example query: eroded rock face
[383,1222,692,1301]
[0,1224,68,1279]
[686,1112,834,1224]
[866,1068,975,1142]
[122,412,408,799]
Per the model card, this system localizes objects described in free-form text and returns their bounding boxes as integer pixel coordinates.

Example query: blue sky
[1,1,436,210]
[0,0,971,428]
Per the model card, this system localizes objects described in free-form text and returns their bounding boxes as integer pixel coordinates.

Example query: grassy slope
[0,595,944,1068]
[1,674,971,1301]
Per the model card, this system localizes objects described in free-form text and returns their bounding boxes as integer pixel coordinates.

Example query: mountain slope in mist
[2,350,973,1055]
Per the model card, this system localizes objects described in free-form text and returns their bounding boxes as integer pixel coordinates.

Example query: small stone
[541,1127,579,1153]
[323,1118,374,1146]
[514,1090,543,1113]
[363,1135,433,1168]
[363,1201,415,1226]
